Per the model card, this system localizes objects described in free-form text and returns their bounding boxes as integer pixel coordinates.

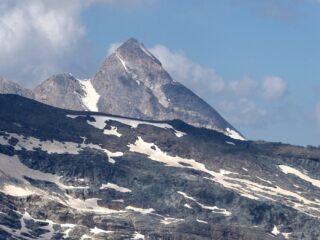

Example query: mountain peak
[115,38,161,66]
[90,38,243,138]
[45,73,77,84]
[33,73,86,111]
[116,37,145,52]
[0,76,34,98]
[120,37,141,48]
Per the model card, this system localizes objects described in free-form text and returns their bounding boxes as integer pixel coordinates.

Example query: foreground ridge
[0,94,319,239]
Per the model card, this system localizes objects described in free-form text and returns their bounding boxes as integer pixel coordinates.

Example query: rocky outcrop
[33,73,87,111]
[0,77,33,99]
[0,94,319,239]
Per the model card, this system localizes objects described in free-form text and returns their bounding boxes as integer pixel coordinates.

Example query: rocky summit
[0,94,320,239]
[0,38,244,141]
[91,38,241,139]
[0,77,33,99]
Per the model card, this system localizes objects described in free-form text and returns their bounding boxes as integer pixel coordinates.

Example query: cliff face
[91,38,242,138]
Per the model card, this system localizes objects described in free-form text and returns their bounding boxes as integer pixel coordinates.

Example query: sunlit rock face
[92,38,243,138]
[0,94,320,239]
[0,38,244,140]
[0,77,33,99]
[33,73,87,111]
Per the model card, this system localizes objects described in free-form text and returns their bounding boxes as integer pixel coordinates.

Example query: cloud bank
[147,44,287,127]
[0,0,154,87]
[0,1,88,86]
[263,76,287,100]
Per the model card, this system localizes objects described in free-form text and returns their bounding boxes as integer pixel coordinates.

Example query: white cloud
[217,98,267,126]
[0,0,155,87]
[263,76,287,100]
[108,42,122,55]
[146,44,268,126]
[227,77,258,96]
[149,44,263,98]
[149,44,225,95]
[0,0,87,86]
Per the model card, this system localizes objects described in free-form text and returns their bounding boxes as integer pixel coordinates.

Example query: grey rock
[92,38,241,137]
[0,38,244,139]
[33,73,86,111]
[0,94,319,239]
[0,77,33,99]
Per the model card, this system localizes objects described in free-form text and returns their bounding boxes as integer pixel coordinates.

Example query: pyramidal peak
[0,37,245,141]
[91,38,244,140]
[114,38,162,66]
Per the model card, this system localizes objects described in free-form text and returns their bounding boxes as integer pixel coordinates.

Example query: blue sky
[0,0,319,146]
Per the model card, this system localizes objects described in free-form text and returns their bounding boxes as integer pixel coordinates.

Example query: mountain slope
[0,94,320,239]
[2,38,243,140]
[91,38,243,139]
[0,77,33,99]
[33,73,88,111]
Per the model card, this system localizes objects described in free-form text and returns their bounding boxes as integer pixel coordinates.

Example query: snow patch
[67,114,186,138]
[125,206,154,214]
[1,185,34,197]
[256,177,272,184]
[78,79,100,112]
[132,231,145,239]
[140,44,156,59]
[0,153,70,192]
[0,132,80,154]
[282,232,292,239]
[128,137,320,216]
[67,197,122,214]
[100,183,132,193]
[272,225,280,235]
[112,199,124,203]
[196,219,208,224]
[279,165,320,188]
[108,158,116,164]
[80,234,92,240]
[0,153,123,214]
[116,53,129,73]
[225,128,245,141]
[90,226,113,234]
[184,203,192,209]
[0,211,57,240]
[160,217,184,225]
[0,132,123,165]
[61,224,76,238]
[103,126,122,137]
[178,191,231,216]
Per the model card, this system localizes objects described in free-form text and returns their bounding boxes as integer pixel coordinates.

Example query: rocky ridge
[0,94,320,239]
[0,38,244,141]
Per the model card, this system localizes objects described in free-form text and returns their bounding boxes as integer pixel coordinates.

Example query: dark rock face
[0,38,244,139]
[0,94,320,239]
